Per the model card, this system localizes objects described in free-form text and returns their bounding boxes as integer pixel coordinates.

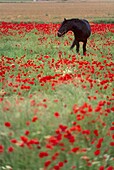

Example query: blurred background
[0,0,114,2]
[0,0,113,23]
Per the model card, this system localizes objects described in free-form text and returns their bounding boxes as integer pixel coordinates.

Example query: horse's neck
[70,21,81,33]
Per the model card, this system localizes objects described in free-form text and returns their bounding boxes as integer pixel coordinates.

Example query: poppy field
[0,22,114,170]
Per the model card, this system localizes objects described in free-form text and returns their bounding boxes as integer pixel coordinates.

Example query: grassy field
[0,1,114,170]
[0,1,114,22]
[0,21,114,169]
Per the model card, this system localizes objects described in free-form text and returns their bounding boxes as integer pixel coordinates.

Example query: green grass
[0,23,114,170]
[92,18,114,24]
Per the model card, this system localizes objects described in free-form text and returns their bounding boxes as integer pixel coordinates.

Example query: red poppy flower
[71,147,79,153]
[94,149,100,156]
[54,112,60,118]
[110,142,114,146]
[106,166,114,170]
[0,145,4,153]
[39,151,49,158]
[44,160,51,167]
[4,122,11,128]
[10,139,17,144]
[20,136,28,143]
[99,166,104,170]
[24,130,30,136]
[32,115,38,122]
[94,129,99,136]
[8,146,14,153]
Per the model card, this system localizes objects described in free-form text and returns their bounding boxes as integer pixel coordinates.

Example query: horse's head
[57,18,70,37]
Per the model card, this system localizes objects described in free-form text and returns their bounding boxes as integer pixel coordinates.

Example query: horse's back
[75,19,91,38]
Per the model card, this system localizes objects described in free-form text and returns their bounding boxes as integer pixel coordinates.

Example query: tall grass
[0,22,114,170]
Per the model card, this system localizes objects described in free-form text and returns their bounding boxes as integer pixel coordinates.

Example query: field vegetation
[0,21,114,170]
[0,1,114,170]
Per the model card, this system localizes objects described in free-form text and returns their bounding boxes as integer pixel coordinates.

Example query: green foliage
[0,23,114,169]
[93,18,114,24]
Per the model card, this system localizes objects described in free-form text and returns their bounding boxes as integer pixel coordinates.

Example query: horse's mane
[67,18,80,22]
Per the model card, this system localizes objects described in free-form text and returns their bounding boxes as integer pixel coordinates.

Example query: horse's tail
[83,19,91,37]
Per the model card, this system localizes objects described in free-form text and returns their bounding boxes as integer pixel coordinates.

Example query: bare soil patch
[0,1,114,22]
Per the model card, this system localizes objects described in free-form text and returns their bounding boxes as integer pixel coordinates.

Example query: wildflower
[10,139,17,144]
[53,99,58,103]
[46,144,53,150]
[110,142,114,146]
[94,149,100,156]
[48,136,59,146]
[53,165,59,170]
[54,112,60,118]
[94,129,99,136]
[4,122,11,128]
[0,144,4,153]
[32,115,38,122]
[71,147,79,153]
[58,161,64,167]
[39,151,49,158]
[72,104,78,113]
[106,166,114,170]
[24,130,30,136]
[30,99,36,106]
[8,146,14,153]
[26,121,30,126]
[110,126,114,130]
[82,130,90,135]
[52,152,59,160]
[20,136,28,143]
[77,114,84,121]
[99,166,104,170]
[44,160,51,167]
[59,124,67,132]
[112,134,114,139]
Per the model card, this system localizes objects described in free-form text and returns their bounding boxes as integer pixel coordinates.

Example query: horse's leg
[70,40,79,54]
[83,40,87,55]
[76,41,80,53]
[70,39,76,50]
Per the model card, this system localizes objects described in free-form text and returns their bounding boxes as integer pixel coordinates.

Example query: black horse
[57,18,91,55]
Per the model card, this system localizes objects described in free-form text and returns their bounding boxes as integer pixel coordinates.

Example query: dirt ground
[0,1,114,22]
